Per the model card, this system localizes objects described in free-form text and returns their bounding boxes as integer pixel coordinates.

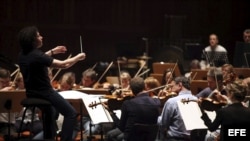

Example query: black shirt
[18,48,53,92]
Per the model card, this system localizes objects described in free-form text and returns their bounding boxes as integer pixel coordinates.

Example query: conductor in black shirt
[18,26,86,141]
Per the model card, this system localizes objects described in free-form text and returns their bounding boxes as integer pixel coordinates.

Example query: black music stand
[0,90,26,141]
[203,51,229,67]
[233,42,250,67]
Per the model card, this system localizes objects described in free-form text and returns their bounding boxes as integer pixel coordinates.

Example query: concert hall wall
[0,0,249,83]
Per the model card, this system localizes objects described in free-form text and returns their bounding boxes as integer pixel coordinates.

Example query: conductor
[17,26,86,141]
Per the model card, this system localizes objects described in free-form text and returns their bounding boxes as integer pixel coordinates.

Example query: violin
[91,94,134,111]
[157,91,177,107]
[181,97,227,111]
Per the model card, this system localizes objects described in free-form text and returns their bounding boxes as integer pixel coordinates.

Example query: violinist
[161,68,175,85]
[144,76,160,98]
[158,68,176,98]
[221,63,238,84]
[158,76,197,141]
[119,71,131,90]
[0,68,18,139]
[80,68,97,88]
[106,77,161,141]
[201,80,250,141]
[0,67,13,91]
[58,72,76,91]
[195,67,228,141]
[196,67,227,98]
[111,71,132,97]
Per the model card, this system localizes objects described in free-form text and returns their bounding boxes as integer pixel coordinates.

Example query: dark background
[0,0,250,83]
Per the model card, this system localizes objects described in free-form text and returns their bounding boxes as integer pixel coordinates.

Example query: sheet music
[177,100,216,131]
[59,90,113,124]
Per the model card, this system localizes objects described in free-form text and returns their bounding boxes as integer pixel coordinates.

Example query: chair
[150,73,163,84]
[128,123,159,141]
[152,62,181,76]
[18,98,52,141]
[190,69,208,80]
[233,68,250,79]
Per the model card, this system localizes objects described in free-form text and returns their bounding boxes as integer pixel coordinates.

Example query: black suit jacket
[118,92,161,140]
[201,103,250,141]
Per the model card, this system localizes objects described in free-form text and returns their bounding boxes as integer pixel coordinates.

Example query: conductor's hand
[53,46,67,54]
[76,53,86,61]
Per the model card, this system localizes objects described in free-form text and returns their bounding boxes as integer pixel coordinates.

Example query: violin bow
[96,61,114,84]
[50,54,72,82]
[212,62,219,90]
[208,62,219,98]
[10,67,20,77]
[134,61,146,78]
[80,35,83,53]
[138,68,150,77]
[166,60,178,84]
[12,70,20,87]
[117,60,122,86]
[91,62,98,70]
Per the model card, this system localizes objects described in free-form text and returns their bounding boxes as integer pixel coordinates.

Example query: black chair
[128,123,159,141]
[18,98,52,141]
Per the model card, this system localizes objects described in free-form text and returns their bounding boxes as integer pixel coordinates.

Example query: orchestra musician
[201,80,250,141]
[158,68,175,98]
[161,68,175,85]
[144,76,161,98]
[111,71,132,97]
[158,76,197,141]
[200,34,229,69]
[196,67,227,99]
[17,26,86,141]
[57,72,76,91]
[106,77,161,141]
[195,67,229,141]
[0,68,18,140]
[80,68,98,88]
[119,71,131,90]
[221,63,238,84]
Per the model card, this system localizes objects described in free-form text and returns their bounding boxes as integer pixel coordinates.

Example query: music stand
[59,90,112,141]
[177,100,217,130]
[233,42,250,67]
[203,51,229,67]
[0,90,26,141]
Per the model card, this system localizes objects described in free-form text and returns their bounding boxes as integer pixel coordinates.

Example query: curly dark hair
[18,26,39,54]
